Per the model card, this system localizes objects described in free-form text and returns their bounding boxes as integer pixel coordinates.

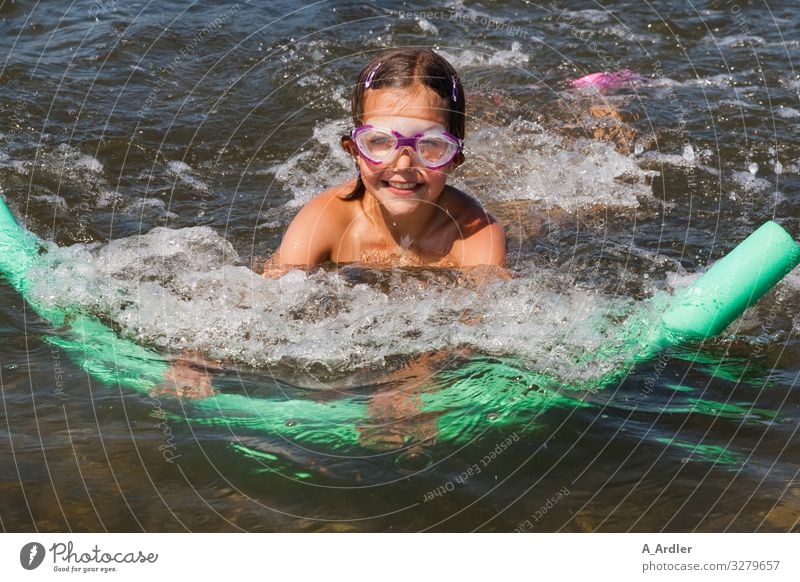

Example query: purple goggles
[351,125,462,169]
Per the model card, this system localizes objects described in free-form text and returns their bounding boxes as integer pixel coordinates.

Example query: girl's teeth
[388,181,417,190]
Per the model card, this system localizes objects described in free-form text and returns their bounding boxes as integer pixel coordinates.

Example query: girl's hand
[253,255,302,279]
[155,355,218,399]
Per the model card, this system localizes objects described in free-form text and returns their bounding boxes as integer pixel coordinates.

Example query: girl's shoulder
[313,178,359,206]
[439,186,507,267]
[439,185,495,230]
[275,180,358,266]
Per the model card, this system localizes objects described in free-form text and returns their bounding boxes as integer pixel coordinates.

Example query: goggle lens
[418,136,455,165]
[361,130,395,157]
[353,126,461,169]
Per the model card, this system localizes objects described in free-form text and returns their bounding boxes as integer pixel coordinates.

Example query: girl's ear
[340,136,358,158]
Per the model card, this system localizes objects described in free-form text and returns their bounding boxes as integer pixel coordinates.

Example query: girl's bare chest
[333,217,457,266]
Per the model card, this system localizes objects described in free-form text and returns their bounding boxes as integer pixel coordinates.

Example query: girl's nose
[393,146,415,169]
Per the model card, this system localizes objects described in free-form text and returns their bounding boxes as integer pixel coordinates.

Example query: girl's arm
[272,198,333,266]
[267,185,352,271]
[453,220,507,268]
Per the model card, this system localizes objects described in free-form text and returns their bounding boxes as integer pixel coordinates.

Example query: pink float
[570,69,641,90]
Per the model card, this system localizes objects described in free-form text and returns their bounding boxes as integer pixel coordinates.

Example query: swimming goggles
[351,125,463,169]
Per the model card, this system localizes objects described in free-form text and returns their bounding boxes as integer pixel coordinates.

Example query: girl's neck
[362,192,438,247]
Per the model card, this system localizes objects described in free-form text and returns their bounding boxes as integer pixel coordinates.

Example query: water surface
[1,0,800,532]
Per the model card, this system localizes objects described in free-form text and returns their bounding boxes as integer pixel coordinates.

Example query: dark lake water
[1,0,800,532]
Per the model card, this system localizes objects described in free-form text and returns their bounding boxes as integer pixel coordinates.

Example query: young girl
[271,48,506,269]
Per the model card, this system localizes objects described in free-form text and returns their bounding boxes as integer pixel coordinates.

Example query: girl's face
[354,87,461,218]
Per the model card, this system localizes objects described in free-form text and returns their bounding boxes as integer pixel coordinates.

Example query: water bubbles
[467,120,656,210]
[487,412,500,421]
[682,144,695,163]
[22,225,661,382]
[774,161,784,175]
[285,419,298,427]
[748,162,759,175]
[634,143,644,156]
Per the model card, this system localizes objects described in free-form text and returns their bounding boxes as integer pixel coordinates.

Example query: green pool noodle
[3,192,799,451]
[0,195,170,390]
[655,221,800,345]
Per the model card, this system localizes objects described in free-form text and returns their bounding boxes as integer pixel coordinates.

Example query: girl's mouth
[381,180,422,196]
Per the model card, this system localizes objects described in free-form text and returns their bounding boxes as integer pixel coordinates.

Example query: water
[2,0,800,532]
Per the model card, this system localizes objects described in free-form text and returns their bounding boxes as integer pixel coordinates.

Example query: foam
[776,106,800,119]
[731,170,772,193]
[637,150,720,176]
[714,34,767,48]
[438,42,530,70]
[782,77,800,93]
[416,18,439,35]
[466,119,656,209]
[297,73,322,87]
[167,160,210,192]
[558,9,612,23]
[15,143,107,185]
[56,143,104,174]
[259,118,354,223]
[31,194,69,212]
[2,142,178,221]
[24,226,666,380]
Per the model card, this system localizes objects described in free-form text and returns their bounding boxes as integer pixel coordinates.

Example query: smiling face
[354,86,461,218]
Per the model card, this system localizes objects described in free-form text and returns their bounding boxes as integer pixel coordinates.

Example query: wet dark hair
[341,48,465,200]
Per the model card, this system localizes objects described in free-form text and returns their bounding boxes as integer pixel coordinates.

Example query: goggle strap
[364,62,381,88]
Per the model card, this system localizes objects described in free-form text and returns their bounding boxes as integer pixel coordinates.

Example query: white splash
[24,226,659,379]
[466,119,657,209]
